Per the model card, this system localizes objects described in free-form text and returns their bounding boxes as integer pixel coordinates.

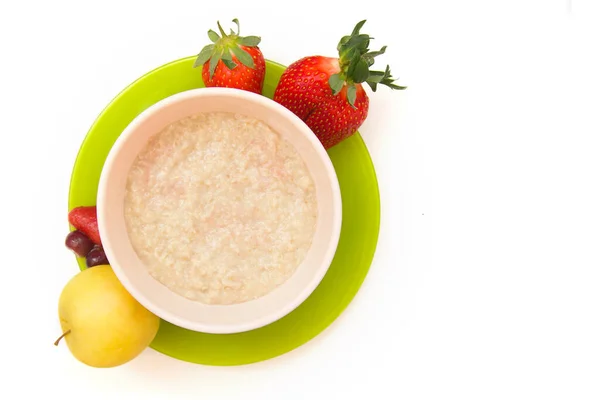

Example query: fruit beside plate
[65,206,109,268]
[55,265,160,368]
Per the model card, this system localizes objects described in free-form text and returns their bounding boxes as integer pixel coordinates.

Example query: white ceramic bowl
[97,88,342,334]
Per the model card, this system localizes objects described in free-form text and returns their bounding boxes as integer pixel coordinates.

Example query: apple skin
[57,265,160,368]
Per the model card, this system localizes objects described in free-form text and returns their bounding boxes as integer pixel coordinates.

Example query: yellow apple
[55,264,160,368]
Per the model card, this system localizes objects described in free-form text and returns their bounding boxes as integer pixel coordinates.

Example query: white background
[2,0,600,399]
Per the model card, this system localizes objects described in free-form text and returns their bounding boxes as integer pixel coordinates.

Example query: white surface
[2,1,600,399]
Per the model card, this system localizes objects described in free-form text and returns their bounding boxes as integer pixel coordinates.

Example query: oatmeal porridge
[123,112,318,305]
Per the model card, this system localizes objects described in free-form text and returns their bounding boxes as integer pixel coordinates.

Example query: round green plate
[68,57,380,366]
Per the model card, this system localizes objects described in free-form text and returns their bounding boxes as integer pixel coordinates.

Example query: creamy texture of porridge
[124,112,318,305]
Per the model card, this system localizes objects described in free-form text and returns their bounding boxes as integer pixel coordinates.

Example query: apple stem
[54,330,71,346]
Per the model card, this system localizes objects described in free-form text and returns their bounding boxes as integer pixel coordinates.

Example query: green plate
[68,57,380,366]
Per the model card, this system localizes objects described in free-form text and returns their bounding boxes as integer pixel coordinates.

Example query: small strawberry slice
[68,206,102,246]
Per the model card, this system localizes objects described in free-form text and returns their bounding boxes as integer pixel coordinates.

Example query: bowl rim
[97,87,342,334]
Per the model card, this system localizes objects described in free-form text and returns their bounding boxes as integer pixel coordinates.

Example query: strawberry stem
[332,20,406,104]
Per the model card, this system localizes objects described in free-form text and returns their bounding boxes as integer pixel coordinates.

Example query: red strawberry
[193,18,266,94]
[68,206,102,246]
[274,20,406,149]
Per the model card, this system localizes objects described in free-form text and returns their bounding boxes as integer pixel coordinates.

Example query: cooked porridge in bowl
[123,111,318,305]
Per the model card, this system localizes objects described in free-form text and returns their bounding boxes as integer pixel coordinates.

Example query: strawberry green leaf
[366,81,378,92]
[351,20,367,35]
[337,35,351,52]
[217,21,227,36]
[222,59,237,69]
[342,34,371,53]
[222,51,232,61]
[388,83,407,90]
[346,55,358,77]
[209,50,221,79]
[346,85,357,108]
[328,73,344,95]
[352,58,369,83]
[221,51,237,70]
[208,30,220,43]
[232,18,240,35]
[239,36,261,47]
[366,71,385,83]
[366,65,407,91]
[338,34,372,66]
[208,56,219,79]
[193,44,215,68]
[364,46,387,58]
[231,46,255,69]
